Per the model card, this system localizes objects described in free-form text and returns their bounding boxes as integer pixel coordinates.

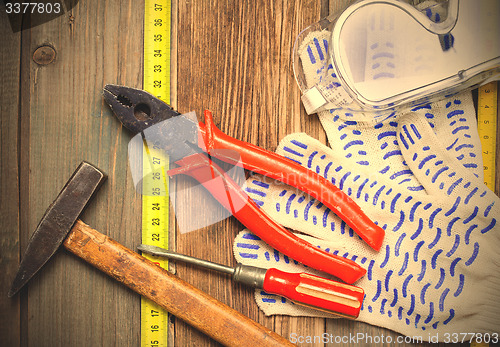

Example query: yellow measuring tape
[473,82,498,347]
[142,0,171,346]
[139,4,498,345]
[478,81,498,191]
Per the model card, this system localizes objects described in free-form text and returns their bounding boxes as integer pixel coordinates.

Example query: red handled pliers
[103,85,385,284]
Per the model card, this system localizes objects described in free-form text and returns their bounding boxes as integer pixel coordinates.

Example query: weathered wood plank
[0,9,21,347]
[2,0,498,346]
[175,0,327,345]
[20,1,143,346]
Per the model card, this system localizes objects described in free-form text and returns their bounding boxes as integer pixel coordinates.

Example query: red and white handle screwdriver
[138,244,365,319]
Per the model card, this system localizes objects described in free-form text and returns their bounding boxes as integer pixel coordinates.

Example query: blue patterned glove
[233,112,500,341]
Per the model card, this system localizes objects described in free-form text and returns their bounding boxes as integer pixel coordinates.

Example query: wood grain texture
[1,0,499,346]
[174,0,327,345]
[0,9,21,347]
[14,1,144,346]
[65,220,294,347]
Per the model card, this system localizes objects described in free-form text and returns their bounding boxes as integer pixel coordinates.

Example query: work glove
[234,120,499,339]
[233,28,500,341]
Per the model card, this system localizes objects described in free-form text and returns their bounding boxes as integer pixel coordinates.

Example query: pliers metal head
[104,84,201,161]
[103,84,386,284]
[103,84,181,133]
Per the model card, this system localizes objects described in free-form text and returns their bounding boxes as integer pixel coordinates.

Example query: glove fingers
[397,112,489,204]
[267,133,429,243]
[244,171,376,246]
[233,229,359,318]
[253,289,334,317]
[317,93,482,193]
[247,133,372,244]
[317,111,426,192]
[411,92,484,180]
[233,229,340,317]
[298,31,331,88]
[276,132,378,182]
[233,229,351,273]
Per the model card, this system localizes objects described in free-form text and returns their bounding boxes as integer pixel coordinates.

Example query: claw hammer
[8,161,293,347]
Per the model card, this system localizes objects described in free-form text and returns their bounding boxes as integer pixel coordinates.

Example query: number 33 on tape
[142,0,171,346]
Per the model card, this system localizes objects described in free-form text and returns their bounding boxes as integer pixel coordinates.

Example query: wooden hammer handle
[63,220,293,347]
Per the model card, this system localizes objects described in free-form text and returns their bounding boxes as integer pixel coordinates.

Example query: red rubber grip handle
[197,110,384,251]
[263,268,364,319]
[171,153,366,284]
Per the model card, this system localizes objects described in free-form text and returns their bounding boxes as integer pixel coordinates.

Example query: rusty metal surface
[104,84,201,162]
[8,162,106,297]
[103,84,181,133]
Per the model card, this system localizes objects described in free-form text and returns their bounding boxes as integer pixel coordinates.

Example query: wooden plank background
[1,0,498,346]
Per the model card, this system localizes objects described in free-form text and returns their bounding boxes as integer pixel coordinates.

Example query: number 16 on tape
[142,0,171,346]
[141,144,169,347]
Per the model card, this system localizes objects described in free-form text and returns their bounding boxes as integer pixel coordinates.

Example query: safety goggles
[294,0,500,114]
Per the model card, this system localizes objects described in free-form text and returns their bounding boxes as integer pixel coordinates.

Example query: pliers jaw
[104,85,385,282]
[103,84,181,133]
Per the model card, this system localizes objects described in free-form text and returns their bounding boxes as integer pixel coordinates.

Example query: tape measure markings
[478,81,498,191]
[142,1,171,346]
[144,0,171,103]
[141,145,169,347]
[474,80,497,347]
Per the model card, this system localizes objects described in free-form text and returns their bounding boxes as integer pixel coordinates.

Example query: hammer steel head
[8,162,106,297]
